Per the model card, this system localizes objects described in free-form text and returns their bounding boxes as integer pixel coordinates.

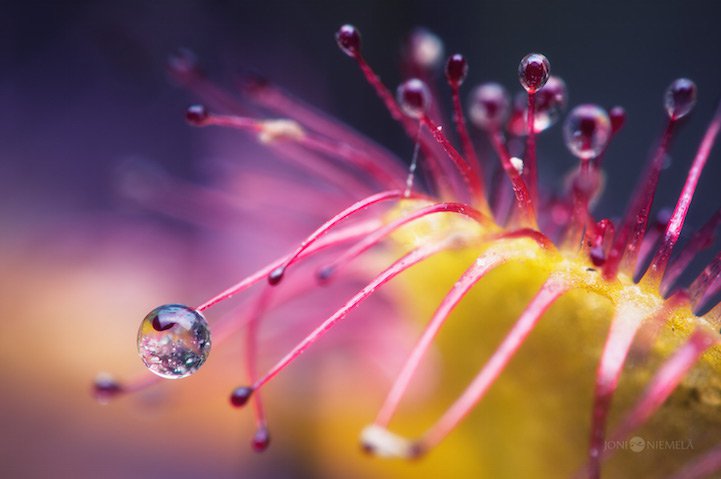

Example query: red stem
[196,220,379,311]
[645,101,721,286]
[417,277,567,452]
[319,201,489,280]
[421,115,487,208]
[450,85,484,185]
[250,239,454,392]
[603,119,676,280]
[525,91,538,203]
[488,129,536,226]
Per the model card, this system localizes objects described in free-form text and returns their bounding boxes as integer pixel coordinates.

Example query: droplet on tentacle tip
[590,245,606,267]
[335,24,362,58]
[445,53,468,88]
[664,78,697,120]
[468,82,510,131]
[185,104,208,126]
[137,304,211,379]
[230,386,254,408]
[92,373,124,404]
[609,106,626,133]
[518,53,550,93]
[268,266,285,285]
[252,428,271,452]
[397,78,431,119]
[563,104,611,160]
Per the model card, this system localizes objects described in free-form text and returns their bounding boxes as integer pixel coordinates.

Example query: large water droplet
[563,104,611,160]
[137,304,211,379]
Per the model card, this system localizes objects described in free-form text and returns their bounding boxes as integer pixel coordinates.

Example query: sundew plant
[95,24,721,478]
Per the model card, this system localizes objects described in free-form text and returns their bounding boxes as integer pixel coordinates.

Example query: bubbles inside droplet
[664,78,697,120]
[563,104,611,160]
[467,82,510,131]
[137,304,211,379]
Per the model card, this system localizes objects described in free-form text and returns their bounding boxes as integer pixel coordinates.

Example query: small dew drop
[185,104,208,126]
[445,54,468,87]
[467,83,510,131]
[252,428,271,452]
[518,53,550,93]
[137,304,211,379]
[92,373,123,404]
[316,265,335,284]
[510,157,525,175]
[563,104,611,160]
[268,266,285,285]
[230,386,254,408]
[397,79,431,119]
[335,24,361,58]
[664,78,697,120]
[589,245,606,267]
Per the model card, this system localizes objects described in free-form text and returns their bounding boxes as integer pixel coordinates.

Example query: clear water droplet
[563,104,611,160]
[137,304,211,379]
[397,79,431,119]
[467,82,510,131]
[518,53,550,93]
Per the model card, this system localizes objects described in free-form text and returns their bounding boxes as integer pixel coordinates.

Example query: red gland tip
[589,245,606,267]
[609,106,626,133]
[230,386,254,408]
[445,53,468,88]
[267,266,285,285]
[316,265,335,284]
[397,78,431,119]
[252,428,271,452]
[665,78,697,121]
[92,374,124,404]
[518,53,550,93]
[335,24,361,58]
[185,104,209,126]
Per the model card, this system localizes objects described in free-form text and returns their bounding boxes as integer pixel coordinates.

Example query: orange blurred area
[0,221,258,477]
